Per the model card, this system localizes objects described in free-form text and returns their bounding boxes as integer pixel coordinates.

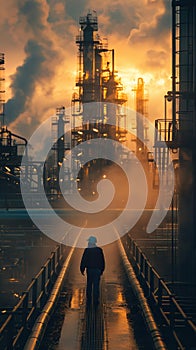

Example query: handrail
[23,242,76,350]
[124,234,196,350]
[0,245,64,350]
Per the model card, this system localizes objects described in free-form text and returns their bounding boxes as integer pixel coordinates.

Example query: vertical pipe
[112,49,114,76]
[172,0,177,138]
[171,195,174,283]
[192,0,196,286]
[0,53,5,127]
[164,95,167,141]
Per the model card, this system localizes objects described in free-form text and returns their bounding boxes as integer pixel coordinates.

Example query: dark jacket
[80,247,105,275]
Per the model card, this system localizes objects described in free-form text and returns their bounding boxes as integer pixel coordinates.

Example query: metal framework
[72,11,127,146]
[45,107,71,194]
[172,0,196,284]
[0,127,27,207]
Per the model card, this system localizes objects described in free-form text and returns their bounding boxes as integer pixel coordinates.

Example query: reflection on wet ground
[105,283,138,350]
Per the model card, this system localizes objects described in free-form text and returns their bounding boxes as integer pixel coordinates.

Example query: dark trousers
[86,268,101,304]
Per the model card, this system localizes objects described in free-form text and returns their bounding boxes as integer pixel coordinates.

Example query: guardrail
[124,234,196,350]
[24,243,76,350]
[0,245,64,350]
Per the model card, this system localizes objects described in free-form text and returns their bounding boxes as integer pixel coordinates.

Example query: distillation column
[133,77,148,155]
[73,11,127,141]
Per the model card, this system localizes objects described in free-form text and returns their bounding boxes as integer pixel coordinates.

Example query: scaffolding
[172,0,195,146]
[0,127,28,207]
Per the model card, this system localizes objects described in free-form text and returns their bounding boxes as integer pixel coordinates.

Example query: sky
[0,0,173,139]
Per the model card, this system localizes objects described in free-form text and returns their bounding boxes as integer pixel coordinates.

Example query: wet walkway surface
[41,241,152,350]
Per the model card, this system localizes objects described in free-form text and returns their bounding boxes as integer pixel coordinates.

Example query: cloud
[127,0,171,45]
[146,49,168,68]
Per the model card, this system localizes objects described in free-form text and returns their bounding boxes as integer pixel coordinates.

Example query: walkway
[41,241,152,350]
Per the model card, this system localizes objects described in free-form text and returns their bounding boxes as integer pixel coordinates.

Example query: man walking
[80,236,105,307]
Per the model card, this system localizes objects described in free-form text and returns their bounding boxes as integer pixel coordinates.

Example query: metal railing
[0,245,64,350]
[124,235,196,350]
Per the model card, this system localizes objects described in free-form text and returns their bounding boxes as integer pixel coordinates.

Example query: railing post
[57,245,60,266]
[144,260,148,281]
[135,246,139,274]
[22,291,29,327]
[136,246,139,265]
[158,279,163,307]
[47,259,52,292]
[169,294,175,331]
[135,245,137,263]
[32,278,38,308]
[41,266,46,306]
[140,254,144,275]
[41,266,46,293]
[143,260,149,295]
[132,240,135,259]
[150,266,154,295]
[131,239,134,257]
[7,313,14,350]
[48,259,51,280]
[128,236,131,251]
[52,252,56,275]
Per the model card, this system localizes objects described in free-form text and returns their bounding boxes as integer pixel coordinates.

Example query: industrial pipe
[118,238,168,350]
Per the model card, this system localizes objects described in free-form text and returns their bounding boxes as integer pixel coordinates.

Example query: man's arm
[80,249,87,275]
[100,248,105,274]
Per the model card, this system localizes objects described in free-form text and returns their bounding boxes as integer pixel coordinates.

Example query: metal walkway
[37,242,153,350]
[1,231,195,349]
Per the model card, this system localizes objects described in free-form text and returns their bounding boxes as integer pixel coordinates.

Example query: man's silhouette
[80,236,105,307]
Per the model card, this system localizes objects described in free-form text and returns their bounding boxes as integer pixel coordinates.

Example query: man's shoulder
[94,246,102,250]
[96,246,103,254]
[86,246,103,252]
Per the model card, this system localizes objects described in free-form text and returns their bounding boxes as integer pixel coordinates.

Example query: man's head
[87,236,97,247]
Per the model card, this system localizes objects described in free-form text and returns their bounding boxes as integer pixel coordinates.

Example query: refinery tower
[48,11,129,194]
[71,11,127,144]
